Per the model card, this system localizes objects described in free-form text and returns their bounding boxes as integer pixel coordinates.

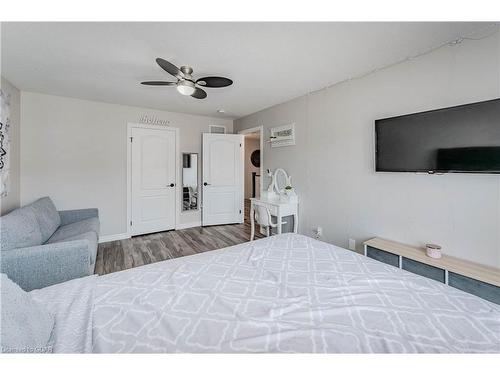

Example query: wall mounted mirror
[182,153,198,211]
[274,168,289,194]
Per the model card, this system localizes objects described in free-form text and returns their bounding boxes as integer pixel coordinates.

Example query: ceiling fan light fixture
[176,80,195,96]
[142,58,233,100]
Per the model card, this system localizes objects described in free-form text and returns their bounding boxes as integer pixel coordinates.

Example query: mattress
[31,233,500,353]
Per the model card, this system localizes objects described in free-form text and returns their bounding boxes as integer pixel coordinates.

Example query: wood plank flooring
[95,199,261,275]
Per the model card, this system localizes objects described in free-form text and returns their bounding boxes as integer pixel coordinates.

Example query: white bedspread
[33,234,500,353]
[30,275,96,353]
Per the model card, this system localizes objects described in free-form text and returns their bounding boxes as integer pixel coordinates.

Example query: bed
[29,233,500,353]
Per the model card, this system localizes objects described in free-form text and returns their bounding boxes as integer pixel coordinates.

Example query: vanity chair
[250,201,287,240]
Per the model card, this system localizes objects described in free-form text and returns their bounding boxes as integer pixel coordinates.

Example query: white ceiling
[1,22,491,119]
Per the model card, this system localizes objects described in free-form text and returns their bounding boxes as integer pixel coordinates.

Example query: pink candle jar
[426,244,442,259]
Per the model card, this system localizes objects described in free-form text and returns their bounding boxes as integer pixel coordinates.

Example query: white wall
[235,31,500,267]
[244,137,260,199]
[0,77,21,215]
[20,92,232,236]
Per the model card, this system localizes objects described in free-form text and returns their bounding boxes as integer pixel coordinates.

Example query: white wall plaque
[269,123,295,148]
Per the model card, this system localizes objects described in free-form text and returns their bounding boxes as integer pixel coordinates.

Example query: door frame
[126,122,181,237]
[238,125,264,198]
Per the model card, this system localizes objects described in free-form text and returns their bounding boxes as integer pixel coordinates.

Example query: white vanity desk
[249,197,298,237]
[249,168,299,240]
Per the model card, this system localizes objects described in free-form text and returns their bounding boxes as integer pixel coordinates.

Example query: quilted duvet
[31,234,500,353]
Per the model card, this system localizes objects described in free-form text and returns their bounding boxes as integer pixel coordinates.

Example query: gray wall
[235,31,500,267]
[244,137,260,199]
[0,77,21,215]
[20,92,233,236]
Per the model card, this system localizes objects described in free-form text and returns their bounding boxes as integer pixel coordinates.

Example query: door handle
[169,183,175,187]
[203,182,210,186]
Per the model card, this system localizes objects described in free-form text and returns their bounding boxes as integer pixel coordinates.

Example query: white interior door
[202,133,244,226]
[131,127,176,235]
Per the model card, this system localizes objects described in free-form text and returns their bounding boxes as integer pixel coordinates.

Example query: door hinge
[130,137,133,142]
[130,220,132,226]
[240,143,242,147]
[239,210,242,214]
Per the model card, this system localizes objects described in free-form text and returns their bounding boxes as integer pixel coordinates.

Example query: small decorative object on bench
[363,237,500,305]
[426,243,442,259]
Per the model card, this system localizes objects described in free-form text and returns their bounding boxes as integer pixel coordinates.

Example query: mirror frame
[273,168,289,194]
[181,152,199,212]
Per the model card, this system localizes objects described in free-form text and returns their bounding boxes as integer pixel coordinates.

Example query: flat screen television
[375,98,500,174]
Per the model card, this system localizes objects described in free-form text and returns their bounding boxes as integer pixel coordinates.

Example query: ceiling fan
[141,58,233,99]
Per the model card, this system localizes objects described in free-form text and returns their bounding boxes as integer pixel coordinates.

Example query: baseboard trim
[100,223,202,242]
[176,221,202,230]
[99,233,131,243]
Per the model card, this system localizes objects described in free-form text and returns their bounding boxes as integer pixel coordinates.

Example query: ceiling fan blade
[191,87,207,99]
[196,76,233,88]
[141,81,176,86]
[156,58,183,79]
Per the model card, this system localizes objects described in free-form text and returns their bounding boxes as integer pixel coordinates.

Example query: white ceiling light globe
[176,80,196,96]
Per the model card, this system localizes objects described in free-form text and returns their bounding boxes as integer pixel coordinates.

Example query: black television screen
[375,98,500,174]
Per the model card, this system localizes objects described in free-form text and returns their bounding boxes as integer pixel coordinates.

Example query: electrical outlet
[314,227,323,239]
[348,238,356,251]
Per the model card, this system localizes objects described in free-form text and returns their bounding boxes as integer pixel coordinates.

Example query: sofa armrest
[58,208,98,226]
[0,240,92,291]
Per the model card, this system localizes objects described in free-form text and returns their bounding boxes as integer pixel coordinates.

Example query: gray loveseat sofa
[0,197,99,291]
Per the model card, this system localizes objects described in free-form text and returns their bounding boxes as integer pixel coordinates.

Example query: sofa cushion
[47,231,98,265]
[29,197,61,243]
[0,206,43,251]
[0,273,55,353]
[46,217,99,244]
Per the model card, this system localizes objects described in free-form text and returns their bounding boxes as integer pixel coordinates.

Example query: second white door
[202,133,244,226]
[131,127,176,235]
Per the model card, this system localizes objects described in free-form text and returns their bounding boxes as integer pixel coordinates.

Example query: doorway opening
[239,127,263,224]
